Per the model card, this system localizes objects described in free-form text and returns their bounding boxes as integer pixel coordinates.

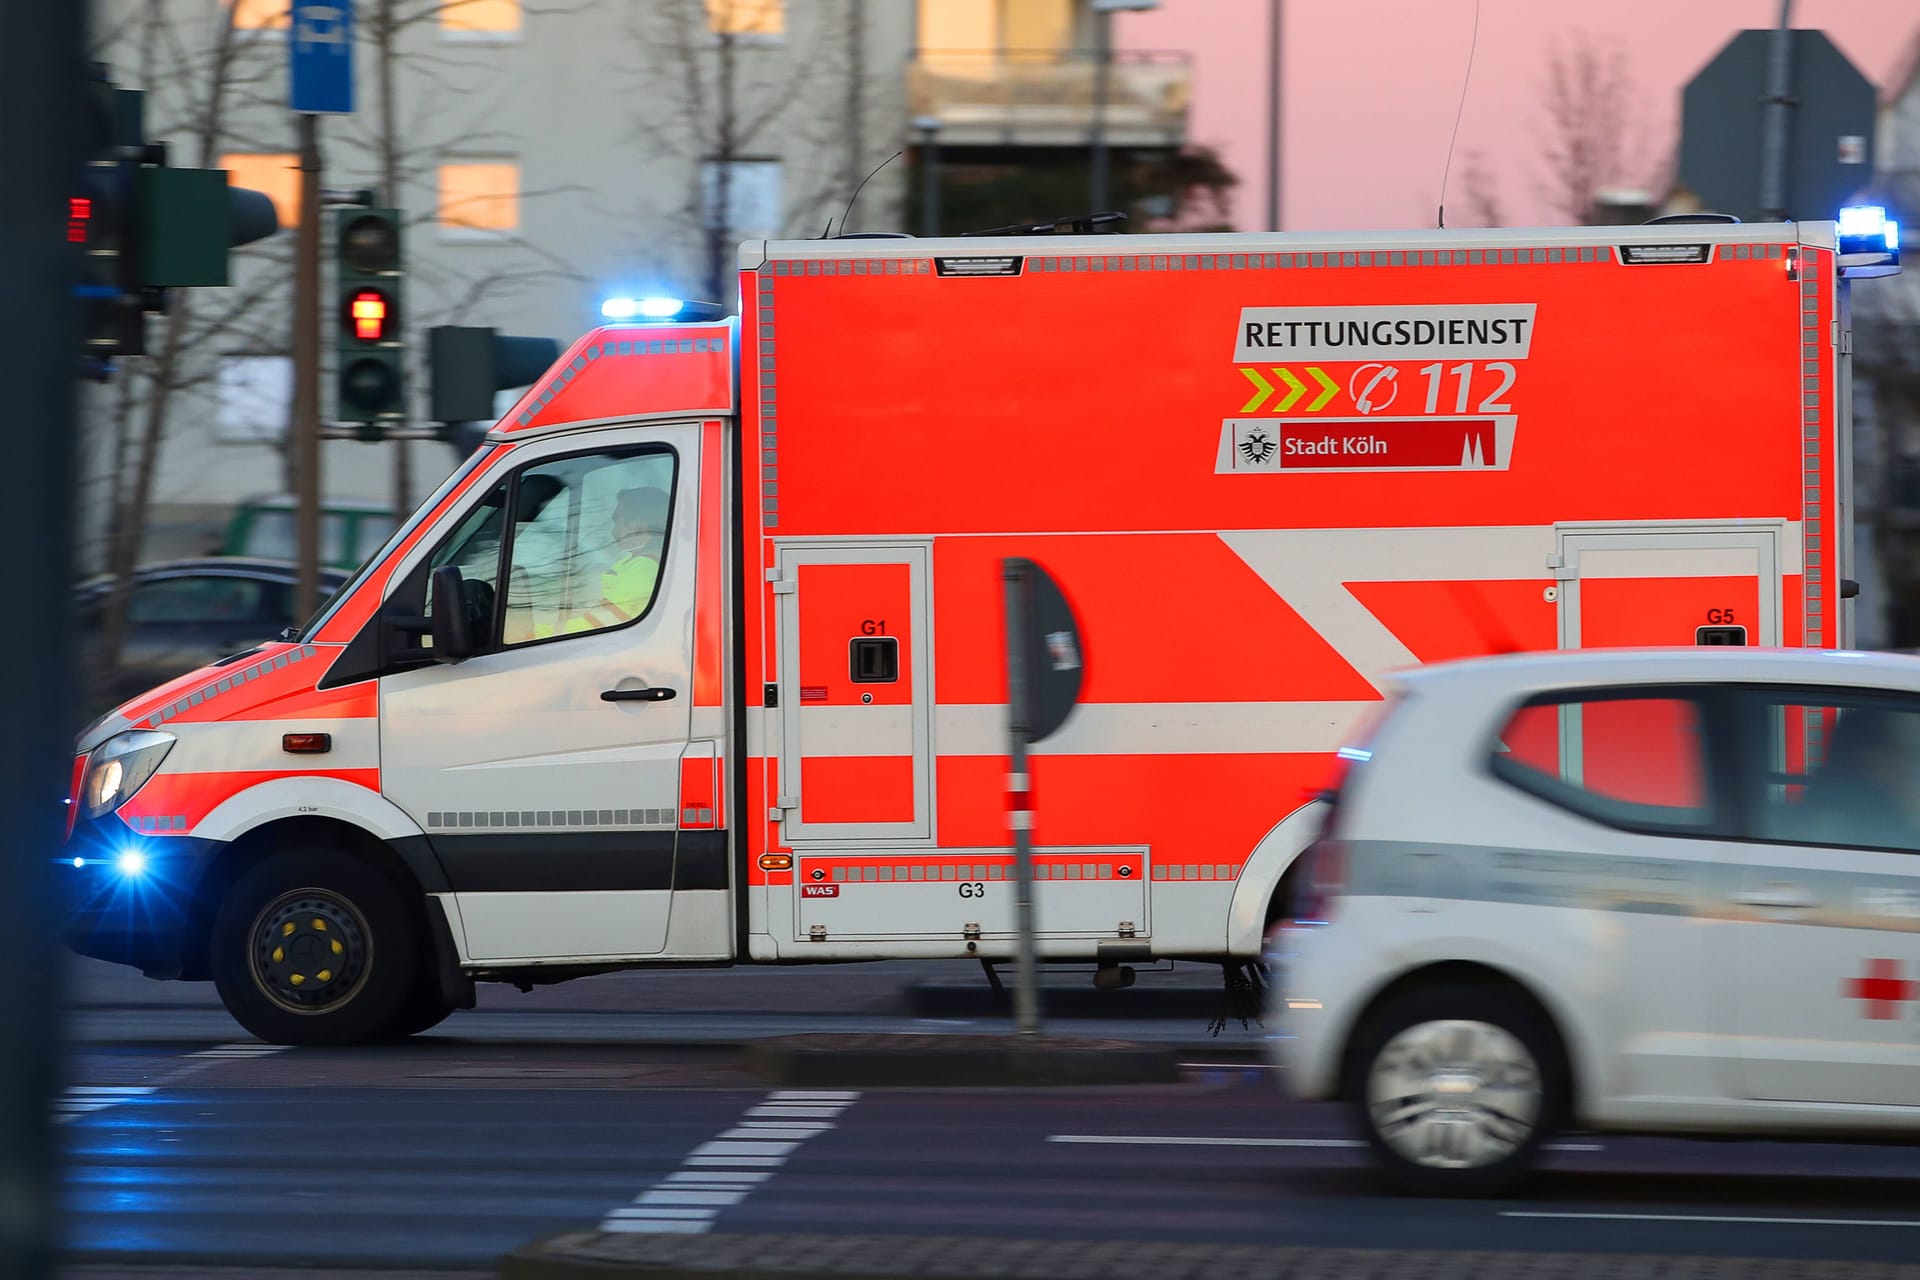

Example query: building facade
[86,0,912,567]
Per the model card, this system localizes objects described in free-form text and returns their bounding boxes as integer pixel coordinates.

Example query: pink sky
[1119,0,1920,231]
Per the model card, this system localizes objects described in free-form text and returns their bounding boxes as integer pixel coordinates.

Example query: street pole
[294,114,322,624]
[0,6,85,1277]
[1265,0,1284,230]
[1001,560,1042,1038]
[1758,0,1795,220]
[1089,10,1113,212]
[914,117,942,237]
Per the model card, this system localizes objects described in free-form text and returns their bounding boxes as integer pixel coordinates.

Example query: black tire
[1346,983,1566,1197]
[210,849,419,1047]
[377,984,456,1041]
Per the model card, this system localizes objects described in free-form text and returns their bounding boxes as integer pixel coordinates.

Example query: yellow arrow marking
[1238,367,1274,413]
[1273,367,1306,412]
[1306,366,1338,411]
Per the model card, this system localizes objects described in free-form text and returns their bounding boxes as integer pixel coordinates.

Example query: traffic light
[72,69,281,375]
[428,325,560,437]
[334,208,406,433]
[74,74,144,367]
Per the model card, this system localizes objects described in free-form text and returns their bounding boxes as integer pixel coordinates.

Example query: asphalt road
[55,956,1920,1274]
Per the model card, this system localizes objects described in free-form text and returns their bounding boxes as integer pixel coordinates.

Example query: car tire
[1348,983,1565,1197]
[210,849,419,1047]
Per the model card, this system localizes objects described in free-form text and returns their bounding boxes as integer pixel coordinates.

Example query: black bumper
[63,817,222,979]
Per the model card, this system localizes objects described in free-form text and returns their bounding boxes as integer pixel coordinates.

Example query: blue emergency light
[1836,205,1901,277]
[601,296,687,321]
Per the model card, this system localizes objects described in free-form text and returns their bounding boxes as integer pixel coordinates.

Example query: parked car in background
[221,496,398,571]
[75,558,350,711]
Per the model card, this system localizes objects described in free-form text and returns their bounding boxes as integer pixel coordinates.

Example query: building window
[218,354,291,443]
[438,160,520,237]
[702,159,782,239]
[219,153,301,229]
[228,0,289,30]
[706,0,783,37]
[441,0,520,37]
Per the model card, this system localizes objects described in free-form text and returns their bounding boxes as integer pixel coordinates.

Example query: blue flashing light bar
[601,296,687,321]
[115,849,148,878]
[1838,205,1898,250]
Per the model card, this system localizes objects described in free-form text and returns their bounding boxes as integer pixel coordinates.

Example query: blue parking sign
[289,2,354,115]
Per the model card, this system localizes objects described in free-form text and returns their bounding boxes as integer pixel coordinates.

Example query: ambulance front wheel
[1348,983,1566,1197]
[210,849,420,1047]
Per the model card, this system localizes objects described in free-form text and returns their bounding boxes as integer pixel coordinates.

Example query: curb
[501,1231,1919,1280]
[903,982,1227,1021]
[745,1032,1181,1087]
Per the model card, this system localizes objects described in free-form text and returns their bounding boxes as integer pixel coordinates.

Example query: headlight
[80,730,174,821]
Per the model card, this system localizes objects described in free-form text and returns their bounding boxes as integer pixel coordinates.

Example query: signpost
[1000,558,1085,1038]
[290,3,355,116]
[288,1,354,627]
[1680,25,1875,223]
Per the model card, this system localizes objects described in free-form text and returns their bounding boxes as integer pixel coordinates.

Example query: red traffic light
[344,287,393,342]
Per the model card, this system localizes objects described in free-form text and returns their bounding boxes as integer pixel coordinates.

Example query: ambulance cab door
[774,543,933,845]
[374,422,716,966]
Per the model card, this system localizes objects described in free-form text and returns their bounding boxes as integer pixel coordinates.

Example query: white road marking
[638,1190,748,1206]
[599,1091,861,1235]
[53,1086,156,1125]
[692,1140,800,1158]
[666,1170,773,1184]
[769,1090,860,1101]
[1048,1134,1603,1152]
[1503,1212,1920,1229]
[1178,1062,1281,1070]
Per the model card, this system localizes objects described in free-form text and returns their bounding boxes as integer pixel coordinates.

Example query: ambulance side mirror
[429,564,476,663]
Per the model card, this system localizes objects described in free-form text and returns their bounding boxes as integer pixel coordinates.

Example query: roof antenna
[1436,0,1481,230]
[837,150,902,237]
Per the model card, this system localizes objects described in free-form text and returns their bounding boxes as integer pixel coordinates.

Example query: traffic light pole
[293,114,322,624]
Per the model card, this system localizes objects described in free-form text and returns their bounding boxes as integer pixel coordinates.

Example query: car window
[1736,691,1920,853]
[503,450,676,646]
[240,510,353,564]
[423,482,509,650]
[353,514,398,564]
[127,576,267,625]
[1490,690,1713,832]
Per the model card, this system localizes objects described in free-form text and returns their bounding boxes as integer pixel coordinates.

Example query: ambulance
[64,211,1902,1045]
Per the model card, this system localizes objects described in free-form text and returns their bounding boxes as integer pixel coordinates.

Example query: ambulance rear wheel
[377,985,456,1040]
[210,850,418,1047]
[1349,984,1563,1197]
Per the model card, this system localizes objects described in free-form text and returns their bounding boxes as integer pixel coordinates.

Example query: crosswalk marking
[599,1091,861,1234]
[53,1085,155,1124]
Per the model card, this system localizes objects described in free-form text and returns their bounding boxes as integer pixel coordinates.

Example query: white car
[1266,648,1920,1196]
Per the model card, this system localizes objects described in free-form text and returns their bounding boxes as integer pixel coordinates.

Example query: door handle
[1733,884,1818,911]
[601,686,676,703]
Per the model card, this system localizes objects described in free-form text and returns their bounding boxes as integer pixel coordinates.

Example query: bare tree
[1535,32,1640,225]
[628,0,864,303]
[345,0,591,515]
[1458,149,1504,228]
[85,2,295,703]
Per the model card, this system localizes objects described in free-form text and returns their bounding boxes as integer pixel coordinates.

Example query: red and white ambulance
[64,214,1900,1044]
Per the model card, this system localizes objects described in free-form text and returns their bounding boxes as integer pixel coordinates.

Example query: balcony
[908,49,1190,149]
